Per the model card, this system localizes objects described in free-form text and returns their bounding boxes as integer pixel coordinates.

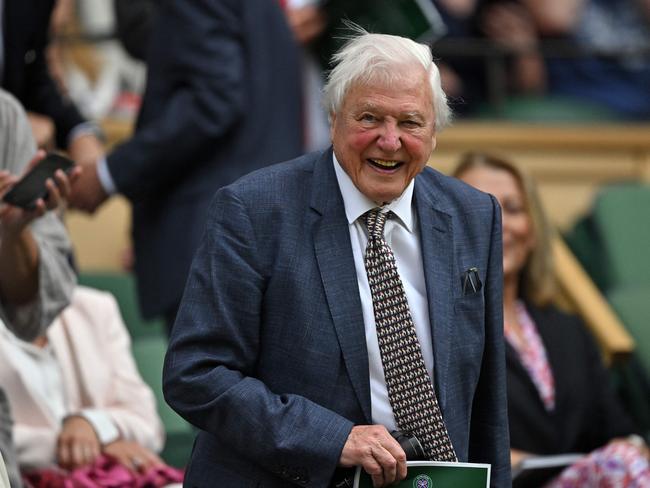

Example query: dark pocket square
[462,267,482,295]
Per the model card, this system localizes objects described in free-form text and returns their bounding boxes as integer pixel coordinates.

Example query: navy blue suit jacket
[106,0,304,318]
[163,150,510,487]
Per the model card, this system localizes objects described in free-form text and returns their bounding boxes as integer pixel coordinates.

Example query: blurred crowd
[43,0,650,125]
[0,0,649,487]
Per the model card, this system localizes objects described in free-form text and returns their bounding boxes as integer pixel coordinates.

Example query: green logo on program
[414,474,434,488]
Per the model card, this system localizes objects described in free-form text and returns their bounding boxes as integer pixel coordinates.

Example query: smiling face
[458,166,536,282]
[330,65,437,205]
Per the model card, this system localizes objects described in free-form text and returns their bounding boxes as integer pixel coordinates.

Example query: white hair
[322,29,451,130]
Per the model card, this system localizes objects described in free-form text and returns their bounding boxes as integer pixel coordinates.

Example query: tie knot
[364,208,389,239]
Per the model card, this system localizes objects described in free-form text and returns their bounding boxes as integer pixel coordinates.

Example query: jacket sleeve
[72,289,164,453]
[4,213,77,341]
[107,0,247,201]
[163,187,353,487]
[468,194,511,487]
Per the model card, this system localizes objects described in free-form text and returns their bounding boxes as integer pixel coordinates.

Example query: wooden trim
[437,122,650,151]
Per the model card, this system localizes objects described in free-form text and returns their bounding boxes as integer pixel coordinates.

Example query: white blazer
[0,286,164,468]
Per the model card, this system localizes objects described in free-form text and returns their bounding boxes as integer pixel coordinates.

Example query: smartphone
[2,153,75,209]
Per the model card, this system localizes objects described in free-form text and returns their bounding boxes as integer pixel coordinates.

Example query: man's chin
[367,190,402,206]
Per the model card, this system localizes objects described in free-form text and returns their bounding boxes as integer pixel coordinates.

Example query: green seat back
[131,337,194,468]
[477,95,620,123]
[607,286,650,377]
[592,185,650,290]
[77,272,162,340]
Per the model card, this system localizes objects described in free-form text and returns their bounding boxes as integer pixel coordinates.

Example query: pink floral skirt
[546,441,650,488]
[23,455,184,488]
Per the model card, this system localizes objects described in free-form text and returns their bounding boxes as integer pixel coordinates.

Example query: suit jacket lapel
[311,150,371,422]
[415,175,454,412]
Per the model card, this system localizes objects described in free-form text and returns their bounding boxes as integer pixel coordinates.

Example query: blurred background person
[69,0,307,332]
[521,0,650,120]
[0,285,183,487]
[432,0,650,121]
[49,0,146,123]
[432,0,545,115]
[1,0,105,163]
[0,88,78,487]
[454,152,650,487]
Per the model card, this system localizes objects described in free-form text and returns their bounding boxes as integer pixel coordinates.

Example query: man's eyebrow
[402,111,425,120]
[355,102,380,112]
[354,104,426,119]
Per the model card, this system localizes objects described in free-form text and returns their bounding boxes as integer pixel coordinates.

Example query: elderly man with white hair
[163,30,510,487]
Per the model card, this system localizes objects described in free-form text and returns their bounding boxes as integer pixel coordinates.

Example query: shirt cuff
[97,156,117,195]
[67,122,105,147]
[287,0,321,7]
[79,409,120,445]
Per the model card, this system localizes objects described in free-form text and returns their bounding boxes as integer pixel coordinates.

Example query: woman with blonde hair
[454,152,649,487]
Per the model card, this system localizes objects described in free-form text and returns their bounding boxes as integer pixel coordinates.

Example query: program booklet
[353,461,491,488]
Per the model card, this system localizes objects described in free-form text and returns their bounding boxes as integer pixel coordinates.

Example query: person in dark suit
[69,0,304,328]
[455,152,650,487]
[1,0,104,163]
[163,31,510,487]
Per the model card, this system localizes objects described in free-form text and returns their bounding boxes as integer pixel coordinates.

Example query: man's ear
[431,134,437,150]
[329,112,337,142]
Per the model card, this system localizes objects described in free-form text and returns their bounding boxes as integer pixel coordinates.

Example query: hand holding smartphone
[2,153,75,210]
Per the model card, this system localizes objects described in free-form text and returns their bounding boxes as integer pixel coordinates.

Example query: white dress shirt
[333,155,435,431]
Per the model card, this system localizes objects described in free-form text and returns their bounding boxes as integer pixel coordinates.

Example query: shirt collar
[333,153,415,233]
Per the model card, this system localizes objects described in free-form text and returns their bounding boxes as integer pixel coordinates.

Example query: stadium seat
[590,184,650,290]
[607,286,650,378]
[478,95,620,123]
[566,184,650,439]
[77,271,159,340]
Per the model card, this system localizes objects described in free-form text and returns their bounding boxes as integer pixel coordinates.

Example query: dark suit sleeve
[107,0,247,201]
[114,0,156,61]
[163,187,353,486]
[468,194,511,487]
[20,4,85,149]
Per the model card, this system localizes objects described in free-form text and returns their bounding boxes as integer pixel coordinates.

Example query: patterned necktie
[363,208,457,462]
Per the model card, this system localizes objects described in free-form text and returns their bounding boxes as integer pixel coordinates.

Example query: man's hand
[103,439,165,473]
[57,415,102,470]
[68,159,108,213]
[67,133,108,213]
[339,425,407,488]
[510,448,532,468]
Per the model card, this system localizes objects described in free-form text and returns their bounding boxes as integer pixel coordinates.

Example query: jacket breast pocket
[453,293,486,351]
[454,291,485,315]
[451,292,486,389]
